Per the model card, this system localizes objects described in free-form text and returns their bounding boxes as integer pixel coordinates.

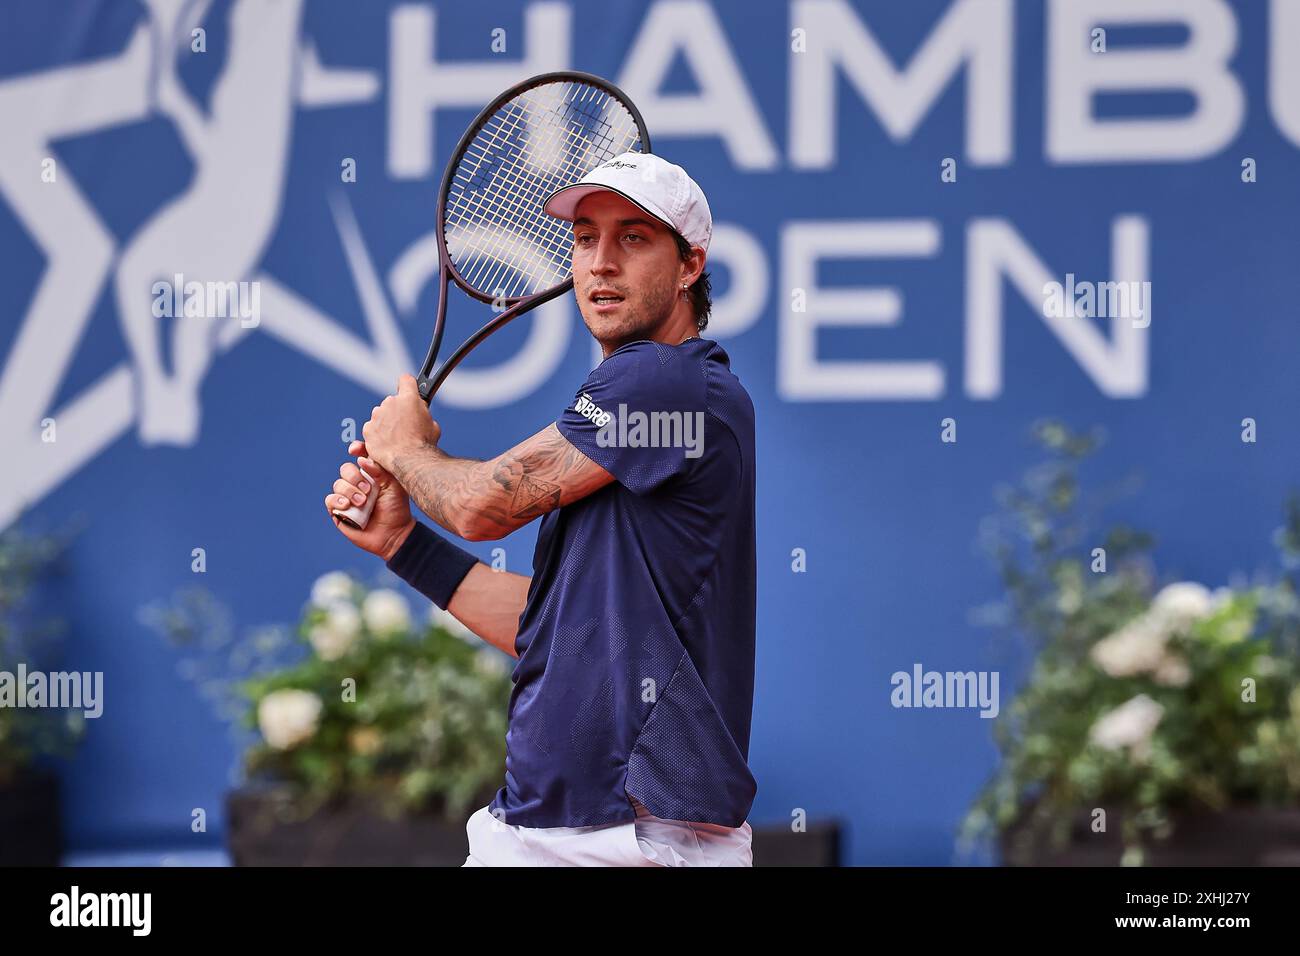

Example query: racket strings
[458,86,617,229]
[452,91,620,293]
[444,80,644,300]
[454,112,572,287]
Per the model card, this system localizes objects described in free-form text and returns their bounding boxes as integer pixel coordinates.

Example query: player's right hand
[325,443,415,561]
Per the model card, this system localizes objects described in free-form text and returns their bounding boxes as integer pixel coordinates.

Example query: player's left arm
[356,376,613,541]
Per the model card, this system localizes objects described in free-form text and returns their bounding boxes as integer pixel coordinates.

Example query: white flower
[1089,694,1164,759]
[308,602,361,660]
[258,689,323,750]
[1091,582,1216,681]
[1150,581,1214,631]
[1090,615,1170,678]
[310,571,355,608]
[474,648,510,678]
[362,589,410,637]
[429,604,477,644]
[1056,588,1083,616]
[1152,654,1191,687]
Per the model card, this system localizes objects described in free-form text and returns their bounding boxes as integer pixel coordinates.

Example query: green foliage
[961,422,1300,864]
[148,573,514,823]
[0,526,82,782]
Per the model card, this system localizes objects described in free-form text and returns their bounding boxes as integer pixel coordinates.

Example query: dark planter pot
[226,787,469,866]
[752,820,843,866]
[1000,804,1300,866]
[228,787,844,866]
[0,769,64,866]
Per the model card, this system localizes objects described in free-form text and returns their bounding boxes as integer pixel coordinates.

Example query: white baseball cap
[543,152,712,252]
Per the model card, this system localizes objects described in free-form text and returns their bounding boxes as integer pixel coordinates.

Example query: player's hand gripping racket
[333,71,651,530]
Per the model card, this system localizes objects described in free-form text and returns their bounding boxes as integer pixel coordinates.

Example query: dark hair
[671,230,712,331]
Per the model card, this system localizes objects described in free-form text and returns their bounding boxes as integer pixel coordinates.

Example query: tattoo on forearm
[505,473,561,519]
[392,424,608,539]
[494,426,585,520]
[392,441,459,531]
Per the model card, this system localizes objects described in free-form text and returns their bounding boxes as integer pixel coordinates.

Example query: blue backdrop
[0,0,1296,864]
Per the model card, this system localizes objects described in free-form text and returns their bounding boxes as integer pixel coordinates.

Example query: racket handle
[332,466,378,531]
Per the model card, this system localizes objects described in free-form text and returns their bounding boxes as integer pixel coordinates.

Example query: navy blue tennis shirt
[493,336,757,828]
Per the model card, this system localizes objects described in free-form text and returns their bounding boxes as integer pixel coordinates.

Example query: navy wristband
[384,521,479,610]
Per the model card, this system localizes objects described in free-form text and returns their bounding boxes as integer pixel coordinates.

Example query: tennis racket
[333,71,651,530]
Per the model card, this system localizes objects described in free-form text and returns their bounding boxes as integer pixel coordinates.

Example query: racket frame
[415,70,652,404]
[334,70,651,532]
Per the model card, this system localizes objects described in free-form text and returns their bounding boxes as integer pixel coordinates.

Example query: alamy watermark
[573,393,705,459]
[50,886,150,935]
[151,273,261,328]
[0,664,103,718]
[890,662,999,718]
[1042,273,1151,328]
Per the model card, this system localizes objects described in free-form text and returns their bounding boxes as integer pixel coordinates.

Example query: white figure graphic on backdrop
[0,0,516,531]
[115,0,303,445]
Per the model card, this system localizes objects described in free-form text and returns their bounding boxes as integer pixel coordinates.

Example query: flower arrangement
[238,572,514,822]
[961,421,1300,865]
[147,572,514,824]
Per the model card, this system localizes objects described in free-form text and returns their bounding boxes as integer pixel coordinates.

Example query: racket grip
[333,467,378,531]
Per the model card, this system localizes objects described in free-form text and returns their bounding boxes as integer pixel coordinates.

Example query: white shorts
[461,794,753,867]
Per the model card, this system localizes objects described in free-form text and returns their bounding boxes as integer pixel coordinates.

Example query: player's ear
[681,246,706,287]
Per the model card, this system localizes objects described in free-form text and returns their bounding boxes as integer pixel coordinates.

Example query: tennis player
[325,153,756,866]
